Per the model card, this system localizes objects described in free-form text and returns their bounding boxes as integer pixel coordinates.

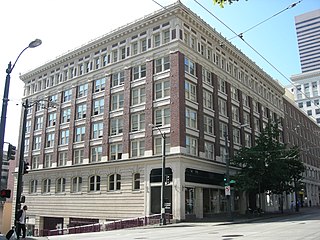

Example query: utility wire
[228,1,303,41]
[191,0,320,113]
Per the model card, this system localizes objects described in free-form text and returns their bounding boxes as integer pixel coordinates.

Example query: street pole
[224,132,232,221]
[15,99,28,223]
[149,124,166,225]
[0,39,41,189]
[160,132,166,225]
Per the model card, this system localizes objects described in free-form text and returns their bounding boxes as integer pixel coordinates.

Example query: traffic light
[23,161,30,174]
[0,189,11,198]
[20,195,26,203]
[224,175,228,186]
[7,144,16,160]
[166,175,170,184]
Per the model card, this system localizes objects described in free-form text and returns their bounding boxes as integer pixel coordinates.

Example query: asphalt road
[5,207,319,240]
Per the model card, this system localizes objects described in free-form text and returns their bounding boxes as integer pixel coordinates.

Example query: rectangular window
[92,122,103,139]
[33,136,41,150]
[61,108,71,123]
[203,90,213,109]
[111,71,125,87]
[92,98,104,115]
[74,149,84,164]
[155,107,170,126]
[184,57,195,76]
[218,78,226,93]
[63,89,72,102]
[232,106,240,122]
[112,50,118,63]
[131,87,146,105]
[77,83,88,98]
[32,156,39,169]
[76,103,87,120]
[132,42,138,55]
[35,116,43,130]
[111,92,124,111]
[72,177,82,192]
[133,64,146,80]
[230,86,239,101]
[44,154,52,168]
[155,80,170,99]
[154,55,170,73]
[185,81,197,102]
[205,142,214,160]
[186,108,197,129]
[204,116,214,134]
[219,122,228,138]
[110,143,123,160]
[186,135,197,155]
[58,151,68,166]
[47,112,56,127]
[91,146,102,162]
[75,126,86,142]
[141,39,147,52]
[233,128,241,144]
[218,98,227,116]
[163,30,170,44]
[59,129,69,145]
[46,133,55,147]
[131,113,145,132]
[93,78,106,93]
[154,33,160,47]
[154,135,170,155]
[110,117,123,136]
[245,133,252,147]
[131,139,145,157]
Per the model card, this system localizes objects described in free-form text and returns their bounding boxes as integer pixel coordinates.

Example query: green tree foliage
[213,0,244,8]
[232,121,305,198]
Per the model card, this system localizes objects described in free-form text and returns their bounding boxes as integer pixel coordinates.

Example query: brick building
[13,1,318,233]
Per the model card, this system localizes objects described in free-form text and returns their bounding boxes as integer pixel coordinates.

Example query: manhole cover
[222,234,244,237]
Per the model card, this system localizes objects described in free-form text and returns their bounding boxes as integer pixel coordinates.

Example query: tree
[231,121,305,212]
[213,0,246,8]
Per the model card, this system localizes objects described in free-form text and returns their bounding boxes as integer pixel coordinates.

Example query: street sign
[225,185,231,196]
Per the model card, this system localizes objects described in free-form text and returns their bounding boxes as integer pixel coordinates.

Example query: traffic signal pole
[15,99,28,223]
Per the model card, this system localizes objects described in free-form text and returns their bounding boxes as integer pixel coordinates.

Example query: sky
[0,0,319,146]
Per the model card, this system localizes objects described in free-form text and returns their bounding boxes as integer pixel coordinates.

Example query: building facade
[288,70,320,125]
[283,94,320,207]
[295,9,320,73]
[14,1,308,234]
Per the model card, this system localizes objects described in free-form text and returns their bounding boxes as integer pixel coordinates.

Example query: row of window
[25,24,172,96]
[29,173,141,194]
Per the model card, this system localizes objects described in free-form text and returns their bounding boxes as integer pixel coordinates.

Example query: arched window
[42,179,51,193]
[56,178,66,193]
[29,180,38,193]
[71,177,82,193]
[108,174,121,191]
[89,175,100,191]
[133,173,140,190]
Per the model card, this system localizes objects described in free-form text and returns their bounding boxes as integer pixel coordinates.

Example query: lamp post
[149,124,166,225]
[0,39,42,189]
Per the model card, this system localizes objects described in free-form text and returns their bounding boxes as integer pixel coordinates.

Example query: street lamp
[0,39,42,189]
[224,123,248,221]
[149,124,166,225]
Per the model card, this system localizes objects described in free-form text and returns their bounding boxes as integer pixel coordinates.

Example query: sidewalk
[18,206,320,240]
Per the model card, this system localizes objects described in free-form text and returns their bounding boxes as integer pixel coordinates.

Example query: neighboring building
[13,1,318,235]
[283,94,320,207]
[288,70,320,125]
[295,9,320,73]
[0,151,9,233]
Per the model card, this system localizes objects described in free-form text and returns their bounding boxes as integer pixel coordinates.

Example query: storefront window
[185,188,195,214]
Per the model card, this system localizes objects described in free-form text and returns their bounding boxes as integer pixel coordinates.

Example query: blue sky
[184,0,319,86]
[0,0,319,145]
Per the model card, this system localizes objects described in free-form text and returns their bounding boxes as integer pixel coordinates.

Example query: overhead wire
[228,1,303,41]
[190,0,320,113]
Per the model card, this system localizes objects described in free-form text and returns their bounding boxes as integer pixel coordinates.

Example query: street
[39,207,320,240]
